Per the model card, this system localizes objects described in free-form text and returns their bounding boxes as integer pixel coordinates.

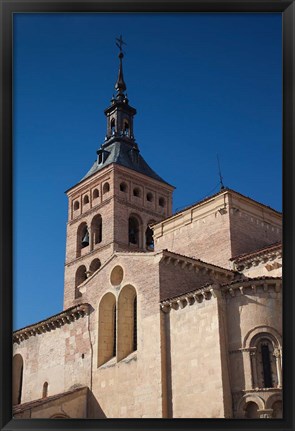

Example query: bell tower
[63,37,174,309]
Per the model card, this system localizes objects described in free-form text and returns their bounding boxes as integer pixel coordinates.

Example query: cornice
[160,249,236,278]
[221,277,282,297]
[13,303,91,345]
[160,283,221,312]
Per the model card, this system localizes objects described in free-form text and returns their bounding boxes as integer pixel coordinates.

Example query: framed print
[1,1,294,430]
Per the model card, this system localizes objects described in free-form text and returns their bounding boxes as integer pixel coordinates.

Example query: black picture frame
[1,1,294,430]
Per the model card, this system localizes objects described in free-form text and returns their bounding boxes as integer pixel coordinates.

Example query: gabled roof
[13,386,88,414]
[80,140,171,185]
[160,249,237,275]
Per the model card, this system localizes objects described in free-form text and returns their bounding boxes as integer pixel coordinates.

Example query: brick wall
[154,190,282,269]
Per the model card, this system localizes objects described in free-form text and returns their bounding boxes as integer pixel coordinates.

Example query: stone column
[249,349,258,388]
[273,348,282,388]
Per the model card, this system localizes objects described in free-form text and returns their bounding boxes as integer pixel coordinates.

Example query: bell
[81,230,89,247]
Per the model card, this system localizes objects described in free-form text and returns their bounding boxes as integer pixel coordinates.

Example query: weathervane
[116,35,127,54]
[217,154,225,190]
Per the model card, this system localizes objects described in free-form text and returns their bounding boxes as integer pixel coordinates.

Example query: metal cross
[116,35,126,53]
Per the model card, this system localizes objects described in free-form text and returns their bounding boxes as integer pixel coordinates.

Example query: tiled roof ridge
[160,275,282,305]
[221,275,282,287]
[13,303,91,344]
[161,249,237,274]
[231,242,282,262]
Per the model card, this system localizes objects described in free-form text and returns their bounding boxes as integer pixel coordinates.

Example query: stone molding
[160,250,235,279]
[13,303,91,344]
[221,278,282,297]
[232,243,282,272]
[160,284,220,312]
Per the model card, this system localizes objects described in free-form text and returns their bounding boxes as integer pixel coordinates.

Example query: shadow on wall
[87,389,107,418]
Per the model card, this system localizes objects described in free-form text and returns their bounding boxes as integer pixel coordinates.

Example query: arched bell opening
[76,222,89,258]
[128,214,142,248]
[145,222,155,251]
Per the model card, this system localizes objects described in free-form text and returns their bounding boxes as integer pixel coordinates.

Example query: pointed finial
[115,35,127,94]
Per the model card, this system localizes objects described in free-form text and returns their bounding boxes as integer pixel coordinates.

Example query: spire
[115,35,127,96]
[101,36,137,149]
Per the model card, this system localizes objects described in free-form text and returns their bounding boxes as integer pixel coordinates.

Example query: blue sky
[13,13,282,330]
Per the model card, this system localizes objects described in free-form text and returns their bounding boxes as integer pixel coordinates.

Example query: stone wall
[13,314,92,407]
[164,294,232,418]
[224,279,282,418]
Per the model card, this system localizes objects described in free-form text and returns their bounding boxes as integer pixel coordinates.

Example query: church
[12,42,282,420]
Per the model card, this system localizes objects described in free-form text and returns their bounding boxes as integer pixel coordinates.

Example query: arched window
[13,354,23,405]
[272,400,282,418]
[91,214,102,246]
[111,118,116,135]
[113,305,117,357]
[50,414,70,419]
[98,293,116,366]
[245,401,259,419]
[159,197,165,207]
[103,182,110,194]
[93,189,99,199]
[129,216,140,246]
[118,285,137,361]
[260,340,273,388]
[75,265,87,287]
[123,120,130,136]
[120,182,127,192]
[83,195,89,205]
[42,381,48,398]
[133,187,141,197]
[73,201,79,210]
[250,333,281,389]
[146,192,153,202]
[90,258,101,274]
[145,223,155,251]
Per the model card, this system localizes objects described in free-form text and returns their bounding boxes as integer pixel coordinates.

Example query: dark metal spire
[217,154,225,190]
[115,35,127,95]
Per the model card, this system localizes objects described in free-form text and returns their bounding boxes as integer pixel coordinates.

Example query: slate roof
[80,139,170,185]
